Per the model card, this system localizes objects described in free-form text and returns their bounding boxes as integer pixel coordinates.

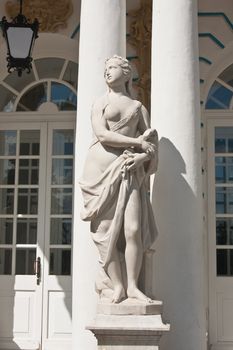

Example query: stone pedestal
[87,300,170,349]
[87,314,169,349]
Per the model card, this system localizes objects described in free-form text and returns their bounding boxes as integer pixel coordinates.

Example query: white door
[208,119,233,350]
[0,122,74,350]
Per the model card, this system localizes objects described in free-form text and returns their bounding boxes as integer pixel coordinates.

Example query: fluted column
[151,1,207,349]
[72,1,126,349]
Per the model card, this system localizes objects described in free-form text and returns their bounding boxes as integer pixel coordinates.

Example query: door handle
[34,257,41,285]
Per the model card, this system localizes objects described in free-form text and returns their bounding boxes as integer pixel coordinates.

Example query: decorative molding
[127,0,152,111]
[199,56,212,65]
[198,12,233,31]
[70,24,80,39]
[199,33,225,49]
[5,0,73,33]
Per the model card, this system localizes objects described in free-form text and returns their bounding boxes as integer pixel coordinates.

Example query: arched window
[205,64,233,109]
[0,57,78,112]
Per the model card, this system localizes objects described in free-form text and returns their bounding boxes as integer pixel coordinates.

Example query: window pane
[17,83,47,111]
[215,127,233,153]
[0,160,15,184]
[49,248,71,275]
[216,187,233,214]
[17,219,37,244]
[216,218,233,245]
[0,189,14,214]
[18,189,38,215]
[219,64,233,88]
[215,157,233,183]
[206,82,233,109]
[52,159,73,185]
[217,249,233,276]
[0,249,12,275]
[51,188,72,214]
[4,69,35,93]
[0,131,16,156]
[0,219,13,244]
[15,249,36,275]
[35,58,65,79]
[0,85,16,112]
[63,61,78,90]
[50,218,72,244]
[51,82,77,111]
[217,249,228,275]
[52,130,74,155]
[20,130,40,155]
[215,139,226,153]
[19,159,39,185]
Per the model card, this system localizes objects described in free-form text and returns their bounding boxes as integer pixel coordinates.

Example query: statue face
[104,59,124,86]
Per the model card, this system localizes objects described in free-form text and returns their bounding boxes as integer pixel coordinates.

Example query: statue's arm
[136,104,159,172]
[91,98,142,149]
[138,105,151,133]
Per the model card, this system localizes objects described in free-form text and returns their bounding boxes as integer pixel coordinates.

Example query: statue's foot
[111,285,126,304]
[127,286,153,303]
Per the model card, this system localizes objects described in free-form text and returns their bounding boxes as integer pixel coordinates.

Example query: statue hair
[105,55,133,97]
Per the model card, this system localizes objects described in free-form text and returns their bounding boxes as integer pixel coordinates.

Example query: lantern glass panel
[7,27,33,59]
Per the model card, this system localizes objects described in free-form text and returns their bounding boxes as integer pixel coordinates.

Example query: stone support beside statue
[151,0,206,349]
[72,1,126,350]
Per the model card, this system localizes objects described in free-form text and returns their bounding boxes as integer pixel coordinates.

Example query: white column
[72,1,126,350]
[151,1,206,350]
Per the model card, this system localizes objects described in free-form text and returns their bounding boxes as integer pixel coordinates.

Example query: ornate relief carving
[128,0,152,111]
[5,0,73,32]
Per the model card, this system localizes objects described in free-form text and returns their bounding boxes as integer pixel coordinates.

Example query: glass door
[0,122,74,350]
[0,123,47,350]
[208,119,233,350]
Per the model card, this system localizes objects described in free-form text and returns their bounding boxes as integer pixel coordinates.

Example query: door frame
[42,121,74,350]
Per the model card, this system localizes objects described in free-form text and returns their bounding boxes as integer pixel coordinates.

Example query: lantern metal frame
[1,0,39,77]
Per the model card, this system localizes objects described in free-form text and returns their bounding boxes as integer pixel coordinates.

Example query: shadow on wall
[151,137,203,350]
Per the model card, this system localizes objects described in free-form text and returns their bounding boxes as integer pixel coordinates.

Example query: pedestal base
[87,314,170,349]
[97,298,163,315]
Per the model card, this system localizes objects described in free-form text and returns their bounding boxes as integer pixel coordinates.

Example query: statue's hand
[143,128,157,140]
[138,136,156,156]
[125,153,146,172]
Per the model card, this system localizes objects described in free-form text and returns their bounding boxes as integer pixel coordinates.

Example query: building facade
[0,0,233,349]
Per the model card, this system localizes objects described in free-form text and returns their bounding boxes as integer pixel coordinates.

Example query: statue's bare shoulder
[92,94,108,117]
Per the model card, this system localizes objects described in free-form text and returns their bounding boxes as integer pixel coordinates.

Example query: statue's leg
[107,248,126,303]
[124,184,151,302]
[92,210,125,303]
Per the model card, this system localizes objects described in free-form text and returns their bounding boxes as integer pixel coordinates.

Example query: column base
[87,313,170,349]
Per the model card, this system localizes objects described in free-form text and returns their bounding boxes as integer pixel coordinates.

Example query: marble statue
[80,55,158,304]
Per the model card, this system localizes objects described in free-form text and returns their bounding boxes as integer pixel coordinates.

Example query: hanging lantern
[1,0,39,77]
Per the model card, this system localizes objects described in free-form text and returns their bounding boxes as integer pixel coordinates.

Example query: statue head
[104,55,133,96]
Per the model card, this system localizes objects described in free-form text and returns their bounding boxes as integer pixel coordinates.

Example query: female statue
[80,55,158,303]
